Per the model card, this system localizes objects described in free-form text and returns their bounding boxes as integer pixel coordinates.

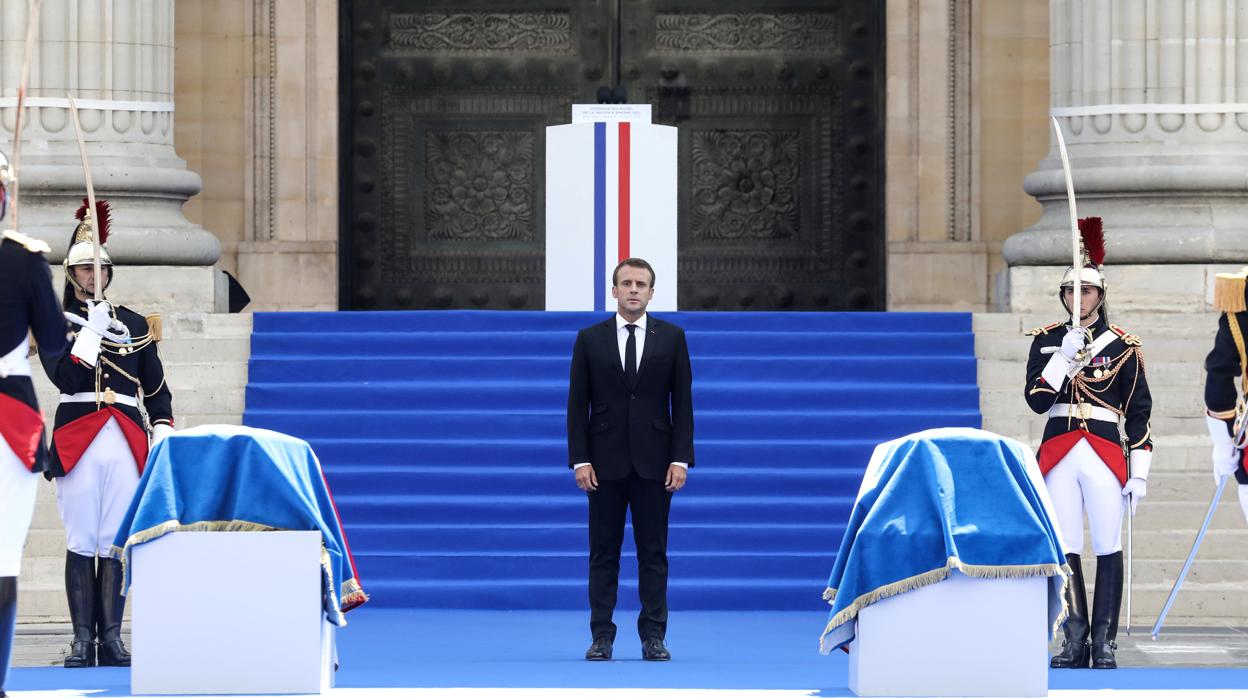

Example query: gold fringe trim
[819,557,1067,654]
[146,313,163,342]
[1208,407,1237,420]
[1214,272,1247,314]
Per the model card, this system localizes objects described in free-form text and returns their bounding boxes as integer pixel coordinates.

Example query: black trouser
[587,469,673,642]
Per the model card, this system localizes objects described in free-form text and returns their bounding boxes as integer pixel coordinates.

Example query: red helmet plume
[74,198,111,245]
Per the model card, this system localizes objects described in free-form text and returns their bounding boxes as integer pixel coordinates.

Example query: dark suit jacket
[567,315,695,481]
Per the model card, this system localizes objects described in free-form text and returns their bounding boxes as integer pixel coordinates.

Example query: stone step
[17,586,68,622]
[147,337,251,365]
[1080,559,1248,586]
[164,312,254,339]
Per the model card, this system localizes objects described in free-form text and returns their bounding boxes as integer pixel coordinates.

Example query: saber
[1125,495,1133,635]
[1051,116,1082,328]
[1150,474,1229,639]
[9,0,44,233]
[66,93,102,302]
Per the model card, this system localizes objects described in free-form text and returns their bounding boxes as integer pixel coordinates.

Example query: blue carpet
[8,610,1248,695]
[243,310,981,610]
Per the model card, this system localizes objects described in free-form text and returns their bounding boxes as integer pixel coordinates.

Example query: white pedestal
[130,531,335,695]
[849,571,1048,697]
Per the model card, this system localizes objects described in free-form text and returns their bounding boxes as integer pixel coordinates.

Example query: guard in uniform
[1023,218,1152,670]
[40,200,174,668]
[0,156,68,698]
[1203,268,1248,523]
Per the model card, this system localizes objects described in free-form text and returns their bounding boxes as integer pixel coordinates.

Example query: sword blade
[1125,499,1133,635]
[1150,475,1229,639]
[1051,116,1081,328]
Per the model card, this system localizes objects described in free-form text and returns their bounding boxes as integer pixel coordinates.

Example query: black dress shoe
[585,637,613,661]
[641,637,670,661]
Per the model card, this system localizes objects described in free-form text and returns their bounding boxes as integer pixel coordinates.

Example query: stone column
[1003,0,1248,312]
[0,1,221,296]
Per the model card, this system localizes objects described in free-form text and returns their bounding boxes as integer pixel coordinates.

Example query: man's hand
[575,464,598,492]
[665,464,687,492]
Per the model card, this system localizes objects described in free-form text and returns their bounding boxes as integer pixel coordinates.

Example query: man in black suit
[567,257,694,662]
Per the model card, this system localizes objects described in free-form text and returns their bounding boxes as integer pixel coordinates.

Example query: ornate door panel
[631,1,884,310]
[341,1,885,310]
[341,1,611,310]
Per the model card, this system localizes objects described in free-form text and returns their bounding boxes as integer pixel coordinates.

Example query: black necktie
[624,324,638,386]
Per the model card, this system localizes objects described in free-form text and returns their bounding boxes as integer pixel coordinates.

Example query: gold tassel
[145,313,163,342]
[1213,271,1248,314]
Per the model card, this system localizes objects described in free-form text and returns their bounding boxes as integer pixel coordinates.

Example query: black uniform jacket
[1024,316,1153,479]
[40,299,173,477]
[0,235,69,472]
[1204,311,1248,484]
[567,315,695,481]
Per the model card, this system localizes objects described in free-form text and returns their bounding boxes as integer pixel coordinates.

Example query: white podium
[130,531,335,695]
[545,104,678,311]
[849,571,1049,697]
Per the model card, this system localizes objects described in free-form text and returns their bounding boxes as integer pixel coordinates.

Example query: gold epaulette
[1024,322,1061,337]
[1214,268,1248,314]
[1110,324,1141,346]
[0,229,51,254]
[146,314,163,342]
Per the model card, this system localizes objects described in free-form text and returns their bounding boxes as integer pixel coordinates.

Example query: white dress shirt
[617,313,646,372]
[573,312,687,471]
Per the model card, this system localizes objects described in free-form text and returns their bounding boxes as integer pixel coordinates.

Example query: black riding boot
[63,552,96,668]
[0,577,17,697]
[1050,553,1090,668]
[95,557,131,667]
[1090,551,1124,669]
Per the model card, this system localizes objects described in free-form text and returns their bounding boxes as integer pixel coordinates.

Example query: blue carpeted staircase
[243,311,980,610]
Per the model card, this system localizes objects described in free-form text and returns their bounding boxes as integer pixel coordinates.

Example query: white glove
[1122,477,1146,515]
[1212,444,1240,486]
[1059,327,1085,360]
[86,300,114,335]
[151,423,175,446]
[1207,415,1240,486]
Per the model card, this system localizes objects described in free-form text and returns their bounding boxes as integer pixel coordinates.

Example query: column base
[50,266,228,314]
[1004,264,1247,315]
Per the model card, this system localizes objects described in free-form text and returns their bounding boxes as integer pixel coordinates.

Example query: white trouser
[1240,485,1248,525]
[1043,437,1125,556]
[54,417,140,558]
[0,437,38,576]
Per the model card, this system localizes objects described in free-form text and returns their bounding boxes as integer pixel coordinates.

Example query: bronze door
[340,1,884,310]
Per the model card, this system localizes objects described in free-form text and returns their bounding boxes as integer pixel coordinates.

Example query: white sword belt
[60,391,139,408]
[1048,403,1119,423]
[0,340,32,377]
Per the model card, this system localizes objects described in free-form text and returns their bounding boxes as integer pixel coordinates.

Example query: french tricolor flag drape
[545,120,677,311]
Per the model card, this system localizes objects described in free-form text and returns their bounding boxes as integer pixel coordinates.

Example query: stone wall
[886,0,1050,311]
[175,0,338,311]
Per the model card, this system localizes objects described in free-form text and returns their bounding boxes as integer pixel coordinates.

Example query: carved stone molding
[655,13,837,53]
[388,12,573,54]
